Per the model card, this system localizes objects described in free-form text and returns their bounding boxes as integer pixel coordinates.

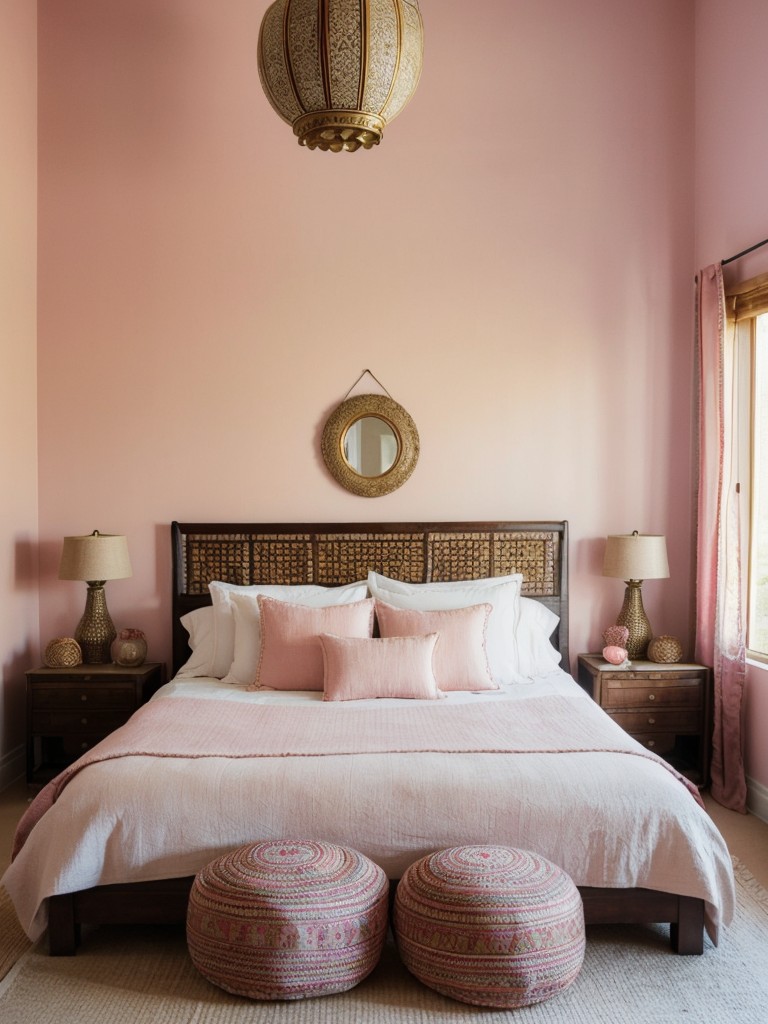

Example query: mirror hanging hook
[342,369,393,401]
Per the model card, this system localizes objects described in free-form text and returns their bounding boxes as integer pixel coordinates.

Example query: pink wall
[695,0,768,796]
[0,0,38,786]
[35,6,695,682]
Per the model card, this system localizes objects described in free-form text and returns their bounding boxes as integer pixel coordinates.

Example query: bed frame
[46,520,705,956]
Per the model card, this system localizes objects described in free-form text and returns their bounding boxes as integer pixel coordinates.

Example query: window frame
[727,273,768,663]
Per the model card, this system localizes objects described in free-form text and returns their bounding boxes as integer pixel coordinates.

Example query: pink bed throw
[14,693,701,859]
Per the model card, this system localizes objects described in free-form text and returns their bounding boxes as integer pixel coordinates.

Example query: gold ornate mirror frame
[321,393,420,497]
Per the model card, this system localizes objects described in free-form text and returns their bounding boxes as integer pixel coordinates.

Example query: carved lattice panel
[492,533,559,596]
[315,533,426,585]
[183,534,315,592]
[427,534,493,582]
[181,527,561,596]
[184,537,252,594]
[250,535,314,586]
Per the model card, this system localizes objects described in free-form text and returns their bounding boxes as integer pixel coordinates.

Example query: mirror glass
[343,416,399,477]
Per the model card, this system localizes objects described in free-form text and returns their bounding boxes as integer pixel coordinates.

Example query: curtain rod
[722,237,768,266]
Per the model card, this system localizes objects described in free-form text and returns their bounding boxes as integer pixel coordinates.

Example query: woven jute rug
[0,887,31,982]
[1,861,767,1024]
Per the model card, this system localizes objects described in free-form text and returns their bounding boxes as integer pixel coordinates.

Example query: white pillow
[368,571,524,595]
[517,597,562,677]
[367,574,521,685]
[176,606,215,678]
[223,582,369,685]
[208,581,361,678]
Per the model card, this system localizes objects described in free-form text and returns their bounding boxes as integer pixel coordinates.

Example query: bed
[3,521,735,957]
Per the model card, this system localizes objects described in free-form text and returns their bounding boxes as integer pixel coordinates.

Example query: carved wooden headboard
[171,521,569,676]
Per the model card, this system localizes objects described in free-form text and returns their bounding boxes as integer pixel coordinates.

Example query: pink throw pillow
[320,633,443,702]
[252,596,375,691]
[375,601,497,691]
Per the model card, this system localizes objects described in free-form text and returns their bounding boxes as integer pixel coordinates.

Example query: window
[728,274,768,660]
[749,313,768,656]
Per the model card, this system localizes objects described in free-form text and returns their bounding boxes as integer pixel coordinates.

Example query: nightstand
[576,654,712,786]
[26,662,166,785]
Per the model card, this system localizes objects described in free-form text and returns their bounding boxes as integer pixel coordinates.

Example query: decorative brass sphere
[44,637,83,668]
[258,0,424,152]
[647,635,684,664]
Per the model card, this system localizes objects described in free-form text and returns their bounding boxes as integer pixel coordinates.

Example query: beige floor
[2,776,767,881]
[0,778,31,871]
[703,791,768,888]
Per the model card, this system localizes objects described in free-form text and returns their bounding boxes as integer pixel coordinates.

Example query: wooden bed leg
[47,894,80,956]
[670,896,705,955]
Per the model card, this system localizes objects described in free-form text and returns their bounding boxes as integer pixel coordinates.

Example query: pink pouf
[394,846,585,1008]
[187,840,389,1000]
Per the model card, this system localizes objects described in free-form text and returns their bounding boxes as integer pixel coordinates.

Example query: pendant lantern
[257,0,424,153]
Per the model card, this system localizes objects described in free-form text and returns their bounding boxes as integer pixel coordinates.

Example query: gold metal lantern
[257,0,424,152]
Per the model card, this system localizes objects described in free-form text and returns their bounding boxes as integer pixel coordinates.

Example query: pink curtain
[694,264,747,813]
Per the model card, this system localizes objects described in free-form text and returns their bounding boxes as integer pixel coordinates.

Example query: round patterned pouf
[394,846,585,1009]
[187,840,389,1001]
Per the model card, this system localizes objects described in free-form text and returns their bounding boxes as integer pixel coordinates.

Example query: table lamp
[602,531,669,659]
[58,530,132,663]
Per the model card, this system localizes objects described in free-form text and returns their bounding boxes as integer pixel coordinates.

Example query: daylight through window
[748,312,768,657]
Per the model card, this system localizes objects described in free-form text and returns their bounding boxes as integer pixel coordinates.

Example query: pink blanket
[14,692,701,859]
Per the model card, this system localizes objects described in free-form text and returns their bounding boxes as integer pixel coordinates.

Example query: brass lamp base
[74,581,117,664]
[615,579,653,659]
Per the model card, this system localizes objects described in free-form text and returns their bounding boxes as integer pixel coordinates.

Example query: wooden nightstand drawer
[26,662,165,785]
[608,709,700,733]
[577,655,712,786]
[61,735,103,759]
[631,732,678,756]
[31,709,131,735]
[602,679,702,711]
[29,685,137,710]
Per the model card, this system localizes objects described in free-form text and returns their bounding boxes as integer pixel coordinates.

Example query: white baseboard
[0,744,25,792]
[747,775,768,823]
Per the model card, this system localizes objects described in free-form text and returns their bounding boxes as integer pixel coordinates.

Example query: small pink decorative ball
[602,645,628,665]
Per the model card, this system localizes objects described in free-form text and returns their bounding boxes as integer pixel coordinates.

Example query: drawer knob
[80,741,89,751]
[81,718,88,726]
[80,694,88,702]
[648,693,656,701]
[647,739,656,748]
[648,717,656,725]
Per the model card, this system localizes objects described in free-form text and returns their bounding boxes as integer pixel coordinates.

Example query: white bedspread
[2,670,735,943]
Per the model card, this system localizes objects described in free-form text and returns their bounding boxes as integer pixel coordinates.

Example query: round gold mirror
[321,394,419,497]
